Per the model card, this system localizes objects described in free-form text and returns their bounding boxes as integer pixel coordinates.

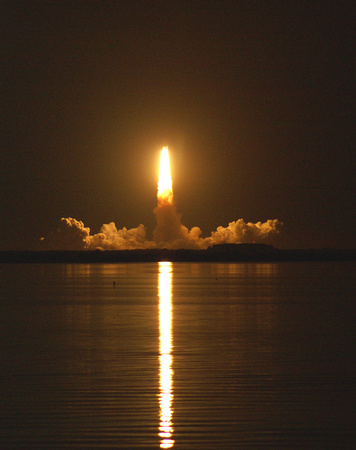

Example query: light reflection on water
[0,261,355,448]
[158,262,174,448]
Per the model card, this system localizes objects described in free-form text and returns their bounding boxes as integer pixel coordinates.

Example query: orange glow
[158,147,173,204]
[158,261,174,448]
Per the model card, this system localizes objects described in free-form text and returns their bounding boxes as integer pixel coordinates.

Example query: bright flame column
[158,147,173,205]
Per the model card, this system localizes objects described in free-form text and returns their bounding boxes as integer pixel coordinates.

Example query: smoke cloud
[40,217,153,251]
[152,197,205,249]
[205,219,282,246]
[41,211,282,251]
[40,218,91,250]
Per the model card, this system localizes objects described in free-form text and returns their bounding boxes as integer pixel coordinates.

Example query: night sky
[2,1,355,250]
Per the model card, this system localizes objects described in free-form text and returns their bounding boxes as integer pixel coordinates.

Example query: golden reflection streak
[158,261,174,448]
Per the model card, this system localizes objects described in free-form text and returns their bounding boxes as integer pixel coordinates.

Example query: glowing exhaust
[158,147,173,205]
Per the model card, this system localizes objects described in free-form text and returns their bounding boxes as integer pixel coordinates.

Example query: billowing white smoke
[89,222,153,250]
[205,219,282,246]
[41,214,282,250]
[40,218,91,250]
[152,199,282,249]
[153,200,204,249]
[40,217,153,250]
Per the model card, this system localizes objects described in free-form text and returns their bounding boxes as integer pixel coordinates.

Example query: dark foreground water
[0,262,355,449]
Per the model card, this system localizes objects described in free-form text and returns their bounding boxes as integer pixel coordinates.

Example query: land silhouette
[1,244,354,263]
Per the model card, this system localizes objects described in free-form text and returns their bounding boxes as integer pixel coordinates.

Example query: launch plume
[40,146,282,250]
[157,147,173,205]
[152,147,203,248]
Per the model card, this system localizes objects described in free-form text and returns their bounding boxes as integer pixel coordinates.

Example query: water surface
[0,262,355,448]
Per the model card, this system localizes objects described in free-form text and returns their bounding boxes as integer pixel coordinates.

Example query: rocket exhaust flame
[153,146,186,246]
[158,147,173,205]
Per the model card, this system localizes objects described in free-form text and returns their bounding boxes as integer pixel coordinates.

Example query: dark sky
[2,1,355,249]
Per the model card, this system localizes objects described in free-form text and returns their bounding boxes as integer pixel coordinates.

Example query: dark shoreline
[0,244,355,263]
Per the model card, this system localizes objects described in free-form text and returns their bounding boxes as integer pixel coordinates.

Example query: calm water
[0,262,355,448]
